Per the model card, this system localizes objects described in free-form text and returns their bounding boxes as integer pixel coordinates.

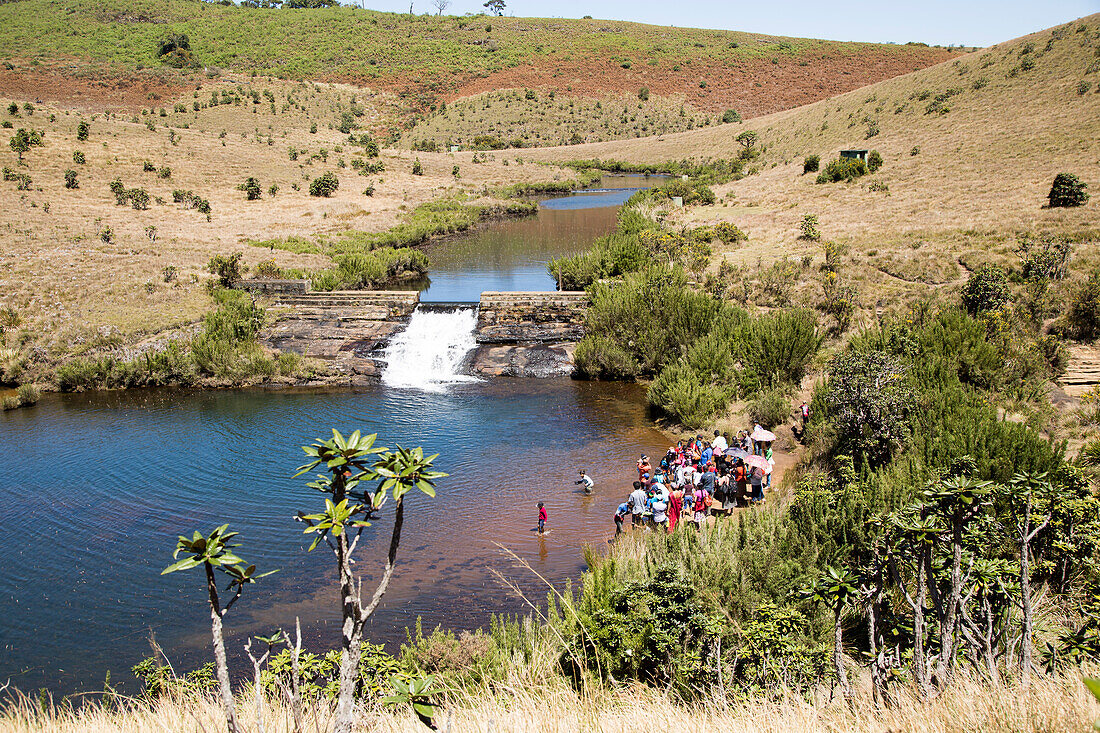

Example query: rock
[471,343,577,378]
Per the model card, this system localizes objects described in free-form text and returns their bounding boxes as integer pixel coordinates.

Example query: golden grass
[0,76,578,357]
[522,16,1100,309]
[2,671,1098,732]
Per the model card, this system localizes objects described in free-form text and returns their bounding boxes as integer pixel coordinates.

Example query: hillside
[521,15,1100,307]
[0,0,958,125]
[0,75,576,360]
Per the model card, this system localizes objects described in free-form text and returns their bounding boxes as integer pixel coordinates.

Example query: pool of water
[0,174,672,695]
[416,174,660,302]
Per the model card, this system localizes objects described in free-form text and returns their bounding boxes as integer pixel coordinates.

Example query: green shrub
[309,171,339,197]
[802,154,820,174]
[63,169,77,189]
[207,252,244,287]
[741,309,822,388]
[311,247,429,291]
[16,383,40,406]
[412,159,423,176]
[72,151,85,165]
[128,188,150,210]
[961,265,1010,315]
[648,362,732,427]
[76,121,89,141]
[158,167,171,179]
[816,157,867,183]
[240,177,262,200]
[638,87,649,101]
[1048,173,1090,208]
[748,388,790,428]
[714,222,747,244]
[722,108,741,124]
[867,150,883,172]
[143,160,156,172]
[1064,272,1100,341]
[799,214,821,241]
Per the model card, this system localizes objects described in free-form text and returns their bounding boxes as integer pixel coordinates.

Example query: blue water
[417,175,660,302]
[0,175,672,695]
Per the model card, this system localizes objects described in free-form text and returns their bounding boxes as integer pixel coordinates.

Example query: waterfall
[381,307,480,391]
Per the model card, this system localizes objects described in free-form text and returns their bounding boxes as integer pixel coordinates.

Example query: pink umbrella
[745,455,770,471]
[751,428,777,443]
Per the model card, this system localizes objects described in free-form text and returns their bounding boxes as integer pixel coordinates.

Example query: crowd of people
[612,426,781,534]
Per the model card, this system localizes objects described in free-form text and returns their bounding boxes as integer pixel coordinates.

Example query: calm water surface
[0,175,671,694]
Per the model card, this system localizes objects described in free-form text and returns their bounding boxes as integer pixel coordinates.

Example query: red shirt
[538,507,548,521]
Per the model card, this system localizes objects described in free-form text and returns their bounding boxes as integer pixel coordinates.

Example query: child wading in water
[537,501,547,534]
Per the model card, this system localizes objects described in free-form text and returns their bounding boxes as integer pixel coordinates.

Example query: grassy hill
[0,0,957,120]
[520,15,1100,308]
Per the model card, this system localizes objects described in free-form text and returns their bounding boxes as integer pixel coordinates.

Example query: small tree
[431,0,449,14]
[867,150,883,172]
[293,431,445,733]
[722,108,741,124]
[162,525,275,733]
[803,155,820,174]
[63,169,78,189]
[825,350,913,466]
[798,214,821,241]
[803,566,860,698]
[309,171,339,197]
[76,120,89,141]
[411,159,423,176]
[735,130,758,152]
[1048,172,1089,208]
[961,264,1010,315]
[128,187,150,210]
[240,177,262,200]
[1006,472,1057,689]
[483,0,505,15]
[9,128,43,163]
[72,150,85,165]
[207,252,244,287]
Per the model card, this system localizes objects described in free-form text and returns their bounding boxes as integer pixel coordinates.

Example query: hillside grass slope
[0,0,958,121]
[522,16,1100,307]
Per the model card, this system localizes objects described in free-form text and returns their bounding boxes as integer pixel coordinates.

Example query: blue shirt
[701,447,713,465]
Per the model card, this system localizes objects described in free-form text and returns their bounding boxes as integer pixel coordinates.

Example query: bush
[867,150,883,172]
[253,259,282,279]
[714,222,747,244]
[412,159,423,176]
[816,157,868,183]
[648,362,732,427]
[311,247,429,291]
[748,388,790,428]
[722,108,741,124]
[961,265,1010,315]
[128,188,150,210]
[240,177,262,200]
[76,121,89,141]
[741,309,822,388]
[15,384,40,406]
[825,350,913,466]
[109,179,127,205]
[638,87,649,101]
[1048,173,1090,208]
[143,160,156,172]
[63,169,77,189]
[802,155,820,174]
[1064,272,1100,341]
[72,151,85,165]
[158,167,171,179]
[799,214,821,241]
[207,252,244,287]
[309,171,339,197]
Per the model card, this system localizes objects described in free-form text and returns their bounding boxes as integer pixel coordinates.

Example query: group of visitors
[613,426,779,534]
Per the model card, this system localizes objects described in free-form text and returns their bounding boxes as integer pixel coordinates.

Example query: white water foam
[381,308,480,392]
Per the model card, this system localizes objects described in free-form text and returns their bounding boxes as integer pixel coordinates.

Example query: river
[0,175,670,694]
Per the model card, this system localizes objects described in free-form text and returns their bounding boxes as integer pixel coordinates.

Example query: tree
[961,264,1010,315]
[9,128,43,163]
[735,130,757,151]
[207,252,244,288]
[484,0,505,15]
[309,171,339,197]
[63,169,78,189]
[824,350,913,466]
[76,121,89,141]
[803,566,860,698]
[240,177,262,201]
[162,525,275,733]
[1047,172,1089,208]
[293,430,445,733]
[1006,472,1057,689]
[431,0,449,14]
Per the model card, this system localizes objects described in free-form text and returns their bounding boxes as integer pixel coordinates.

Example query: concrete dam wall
[243,281,588,379]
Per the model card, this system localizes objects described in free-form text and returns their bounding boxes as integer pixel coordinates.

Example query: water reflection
[0,381,670,693]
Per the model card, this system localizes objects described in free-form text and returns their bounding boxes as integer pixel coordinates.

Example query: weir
[381,307,480,391]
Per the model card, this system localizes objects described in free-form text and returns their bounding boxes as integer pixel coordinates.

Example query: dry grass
[2,671,1097,732]
[524,16,1100,308]
[0,76,576,357]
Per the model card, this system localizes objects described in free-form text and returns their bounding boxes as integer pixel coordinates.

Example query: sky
[355,0,1099,48]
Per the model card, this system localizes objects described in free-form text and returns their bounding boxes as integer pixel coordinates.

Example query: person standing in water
[537,502,547,534]
[575,470,594,494]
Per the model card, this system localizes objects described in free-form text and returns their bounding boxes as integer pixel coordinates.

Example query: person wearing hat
[636,454,652,483]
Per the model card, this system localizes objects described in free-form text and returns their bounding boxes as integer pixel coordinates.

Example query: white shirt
[712,435,728,452]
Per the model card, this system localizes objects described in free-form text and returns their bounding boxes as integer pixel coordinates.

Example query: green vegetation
[1048,172,1090,208]
[816,156,869,183]
[53,289,306,390]
[308,171,339,197]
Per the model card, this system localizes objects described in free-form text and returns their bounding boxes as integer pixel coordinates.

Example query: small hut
[840,149,869,162]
